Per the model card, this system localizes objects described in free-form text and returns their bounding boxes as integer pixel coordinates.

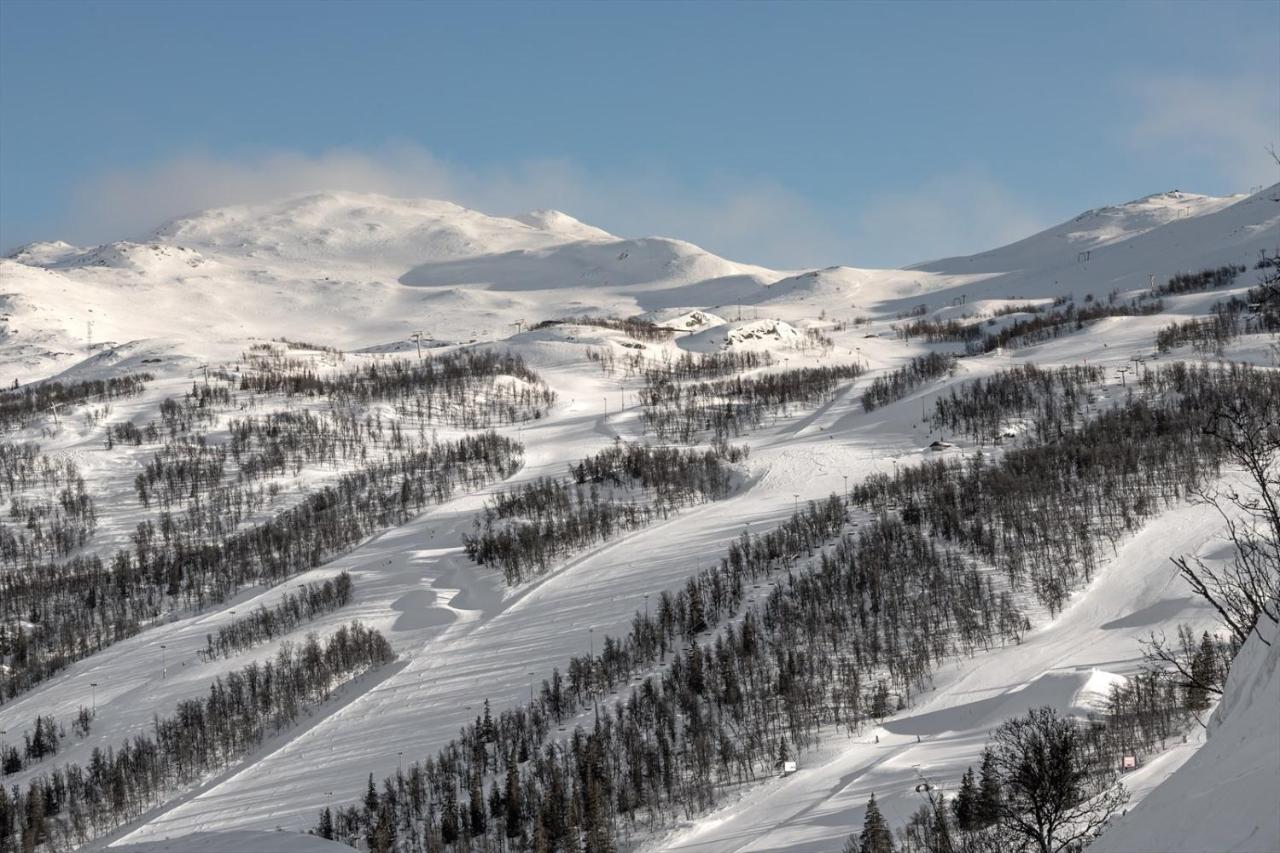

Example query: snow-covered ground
[1,184,1278,851]
[1093,619,1280,853]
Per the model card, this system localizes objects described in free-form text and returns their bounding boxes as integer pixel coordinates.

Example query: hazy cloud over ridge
[60,143,1055,270]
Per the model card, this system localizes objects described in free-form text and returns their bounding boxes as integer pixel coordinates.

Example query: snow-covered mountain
[1,185,1277,853]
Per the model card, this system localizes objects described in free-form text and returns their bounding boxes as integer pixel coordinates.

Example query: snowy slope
[918,190,1245,273]
[1092,619,1280,853]
[1,185,1278,852]
[108,830,351,853]
[661,492,1236,853]
[905,185,1280,307]
[1,192,783,383]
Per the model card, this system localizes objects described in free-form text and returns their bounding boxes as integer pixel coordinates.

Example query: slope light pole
[90,682,98,715]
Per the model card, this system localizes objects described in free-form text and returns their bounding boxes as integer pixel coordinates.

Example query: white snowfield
[1,184,1278,852]
[109,829,350,853]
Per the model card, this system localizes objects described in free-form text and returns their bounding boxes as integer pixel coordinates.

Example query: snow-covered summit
[510,208,615,241]
[916,186,1265,276]
[905,183,1280,305]
[55,240,210,273]
[5,239,83,266]
[150,191,610,268]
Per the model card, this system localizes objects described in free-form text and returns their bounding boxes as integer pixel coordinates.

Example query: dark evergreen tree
[951,766,978,832]
[505,759,523,839]
[860,794,895,853]
[976,749,1001,830]
[469,775,487,837]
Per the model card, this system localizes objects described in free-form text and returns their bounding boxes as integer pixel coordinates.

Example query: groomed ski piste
[2,185,1278,852]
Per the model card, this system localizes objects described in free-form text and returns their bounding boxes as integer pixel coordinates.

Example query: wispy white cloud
[1121,70,1280,190]
[61,143,1047,269]
[847,172,1048,266]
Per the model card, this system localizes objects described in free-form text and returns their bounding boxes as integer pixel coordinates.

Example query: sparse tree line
[0,621,395,852]
[1100,626,1234,761]
[0,444,81,500]
[200,571,354,661]
[1,445,96,569]
[641,350,774,382]
[1,715,71,778]
[804,327,835,352]
[969,296,1163,355]
[232,350,556,428]
[102,386,228,449]
[274,336,344,355]
[861,353,955,413]
[585,348,772,382]
[305,465,1048,852]
[0,431,521,704]
[132,405,420,512]
[641,363,866,443]
[133,434,228,508]
[3,346,539,703]
[534,316,674,343]
[275,364,1264,853]
[159,385,232,435]
[891,294,1164,356]
[464,442,740,584]
[2,707,99,781]
[1155,263,1280,353]
[1153,263,1245,296]
[0,374,151,433]
[853,364,1279,615]
[2,478,95,569]
[925,364,1106,443]
[849,361,1280,850]
[892,316,988,346]
[226,408,417,475]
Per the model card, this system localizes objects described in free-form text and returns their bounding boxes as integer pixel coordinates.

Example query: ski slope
[1,184,1278,852]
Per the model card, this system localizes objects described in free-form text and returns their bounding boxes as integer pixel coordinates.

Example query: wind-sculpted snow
[1092,619,1280,853]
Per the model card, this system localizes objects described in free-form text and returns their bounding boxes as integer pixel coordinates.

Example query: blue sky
[1,0,1277,267]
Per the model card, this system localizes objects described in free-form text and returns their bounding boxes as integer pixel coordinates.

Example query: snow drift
[1093,619,1280,853]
